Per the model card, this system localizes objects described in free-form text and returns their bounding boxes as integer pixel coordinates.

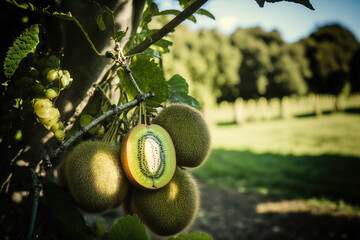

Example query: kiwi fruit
[131,167,199,236]
[56,159,67,188]
[63,140,129,213]
[152,103,211,167]
[121,124,176,190]
[122,186,135,216]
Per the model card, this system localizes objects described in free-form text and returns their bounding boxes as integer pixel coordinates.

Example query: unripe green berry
[46,69,59,83]
[45,88,59,99]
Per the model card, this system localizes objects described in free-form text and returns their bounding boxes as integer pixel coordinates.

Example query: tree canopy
[163,23,359,105]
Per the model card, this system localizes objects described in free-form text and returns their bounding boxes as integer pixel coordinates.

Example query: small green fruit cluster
[58,140,130,213]
[33,98,64,140]
[2,53,73,141]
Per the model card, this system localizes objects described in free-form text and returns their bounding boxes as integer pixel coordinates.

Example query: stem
[26,168,40,240]
[125,0,208,56]
[45,92,155,162]
[124,65,143,95]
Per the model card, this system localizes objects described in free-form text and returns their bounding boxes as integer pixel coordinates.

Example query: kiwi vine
[1,0,314,239]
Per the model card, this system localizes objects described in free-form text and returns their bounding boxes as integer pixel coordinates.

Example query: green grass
[192,112,360,205]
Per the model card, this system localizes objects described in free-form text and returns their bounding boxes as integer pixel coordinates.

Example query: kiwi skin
[63,140,129,213]
[56,159,67,188]
[153,103,211,168]
[131,167,200,236]
[122,186,135,216]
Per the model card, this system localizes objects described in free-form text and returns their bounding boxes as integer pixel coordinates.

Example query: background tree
[302,24,359,95]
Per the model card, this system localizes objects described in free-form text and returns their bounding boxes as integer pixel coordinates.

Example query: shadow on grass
[188,183,360,240]
[192,149,360,205]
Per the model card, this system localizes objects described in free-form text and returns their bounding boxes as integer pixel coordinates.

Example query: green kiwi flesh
[121,124,176,190]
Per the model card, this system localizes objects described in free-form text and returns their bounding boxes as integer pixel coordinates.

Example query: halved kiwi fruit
[121,124,176,190]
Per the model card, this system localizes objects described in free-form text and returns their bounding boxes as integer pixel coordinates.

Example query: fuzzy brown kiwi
[152,103,211,167]
[56,159,67,188]
[122,186,135,216]
[131,167,200,236]
[64,140,129,213]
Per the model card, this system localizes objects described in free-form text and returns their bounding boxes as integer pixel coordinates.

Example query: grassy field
[192,112,360,206]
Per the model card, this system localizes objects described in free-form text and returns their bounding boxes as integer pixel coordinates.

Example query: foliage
[108,215,150,240]
[255,0,314,10]
[3,24,40,78]
[302,24,359,94]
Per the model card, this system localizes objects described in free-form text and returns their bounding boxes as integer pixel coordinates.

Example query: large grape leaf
[120,55,169,107]
[3,24,40,78]
[255,0,314,10]
[108,215,149,240]
[167,74,201,110]
[169,232,213,240]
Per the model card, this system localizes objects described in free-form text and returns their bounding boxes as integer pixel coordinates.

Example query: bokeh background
[153,1,360,239]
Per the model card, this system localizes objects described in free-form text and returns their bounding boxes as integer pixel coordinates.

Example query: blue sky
[157,0,360,43]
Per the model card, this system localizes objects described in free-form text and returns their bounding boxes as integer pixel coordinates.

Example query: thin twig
[45,92,155,163]
[26,168,40,240]
[123,65,143,95]
[125,0,208,56]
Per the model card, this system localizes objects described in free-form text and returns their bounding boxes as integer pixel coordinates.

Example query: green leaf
[196,9,215,20]
[178,0,195,9]
[169,232,213,240]
[42,181,96,240]
[167,75,201,110]
[140,0,159,29]
[95,14,106,31]
[157,9,182,16]
[90,1,115,33]
[168,92,201,110]
[4,24,40,78]
[108,215,149,240]
[255,0,314,10]
[157,9,196,23]
[142,48,162,59]
[168,74,189,94]
[153,39,173,54]
[114,30,127,43]
[120,55,169,107]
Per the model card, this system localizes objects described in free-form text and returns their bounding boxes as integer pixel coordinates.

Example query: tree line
[162,23,360,107]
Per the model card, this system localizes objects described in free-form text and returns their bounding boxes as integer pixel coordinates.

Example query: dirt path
[185,184,360,240]
[102,183,360,240]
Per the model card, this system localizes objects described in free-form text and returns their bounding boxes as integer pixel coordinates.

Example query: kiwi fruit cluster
[120,103,210,236]
[58,103,210,236]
